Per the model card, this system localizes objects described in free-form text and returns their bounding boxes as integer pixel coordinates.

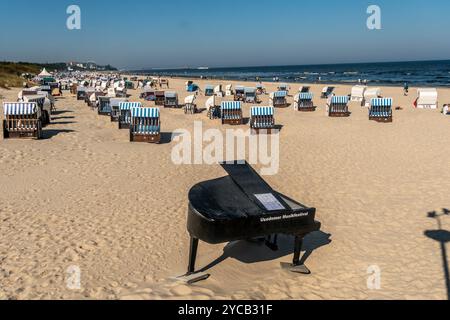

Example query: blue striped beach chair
[2,102,42,139]
[164,91,179,108]
[369,98,393,123]
[221,101,243,125]
[327,96,350,117]
[294,92,315,111]
[250,106,275,133]
[110,98,128,122]
[98,96,112,116]
[118,102,141,129]
[130,107,161,143]
[270,91,288,108]
[244,87,257,103]
[204,85,214,97]
[234,86,245,101]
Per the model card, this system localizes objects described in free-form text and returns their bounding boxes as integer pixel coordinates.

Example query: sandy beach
[1,78,449,300]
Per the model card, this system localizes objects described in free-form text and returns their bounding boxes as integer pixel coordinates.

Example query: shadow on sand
[425,208,450,300]
[198,231,332,273]
[41,129,76,140]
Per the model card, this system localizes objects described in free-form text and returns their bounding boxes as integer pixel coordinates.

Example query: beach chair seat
[164,91,179,108]
[130,107,161,143]
[2,103,42,139]
[369,98,393,123]
[351,85,367,103]
[256,84,265,95]
[244,87,257,103]
[225,84,233,96]
[118,102,141,129]
[98,96,112,116]
[214,85,224,97]
[159,79,169,88]
[141,89,156,101]
[221,101,243,125]
[250,106,275,134]
[206,96,220,120]
[22,95,50,126]
[184,94,197,114]
[110,98,128,122]
[363,87,381,107]
[77,87,87,101]
[294,92,315,111]
[327,96,350,117]
[234,86,245,101]
[270,91,288,108]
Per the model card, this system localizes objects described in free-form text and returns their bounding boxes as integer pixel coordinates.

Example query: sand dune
[0,78,449,300]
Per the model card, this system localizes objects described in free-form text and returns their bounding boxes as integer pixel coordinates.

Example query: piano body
[185,162,321,283]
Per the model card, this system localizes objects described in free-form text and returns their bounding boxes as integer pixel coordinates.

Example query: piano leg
[188,237,199,274]
[179,237,210,284]
[280,235,311,274]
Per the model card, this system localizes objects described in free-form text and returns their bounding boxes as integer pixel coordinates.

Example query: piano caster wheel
[280,263,311,275]
[177,272,211,285]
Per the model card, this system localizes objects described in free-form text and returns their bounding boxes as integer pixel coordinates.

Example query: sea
[134,60,450,87]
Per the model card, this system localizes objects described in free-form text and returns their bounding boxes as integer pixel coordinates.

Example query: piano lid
[188,161,309,221]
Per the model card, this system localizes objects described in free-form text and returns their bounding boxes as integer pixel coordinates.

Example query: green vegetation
[0,62,41,88]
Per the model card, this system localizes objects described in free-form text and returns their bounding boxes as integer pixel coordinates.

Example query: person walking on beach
[403,82,409,96]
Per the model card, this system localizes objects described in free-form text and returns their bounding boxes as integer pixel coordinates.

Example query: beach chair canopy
[351,85,367,98]
[235,85,245,92]
[251,106,274,116]
[270,91,288,98]
[221,101,242,110]
[364,88,381,99]
[131,107,160,118]
[3,102,37,115]
[205,85,214,90]
[417,88,438,103]
[214,85,222,92]
[331,96,349,104]
[120,102,142,110]
[164,91,177,98]
[110,98,128,107]
[278,83,289,90]
[371,98,393,107]
[244,87,256,94]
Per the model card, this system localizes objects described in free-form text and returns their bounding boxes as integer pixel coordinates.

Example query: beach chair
[369,98,393,123]
[415,88,438,109]
[129,107,161,143]
[363,87,381,107]
[164,91,179,108]
[294,92,315,112]
[2,102,42,139]
[118,102,141,129]
[234,86,245,101]
[186,81,199,92]
[250,106,275,134]
[107,88,116,98]
[77,87,87,101]
[204,85,214,97]
[327,96,350,117]
[206,96,221,120]
[221,101,243,125]
[110,98,129,122]
[98,96,112,115]
[351,85,367,103]
[321,86,335,99]
[270,91,288,108]
[155,91,165,106]
[214,85,224,97]
[244,87,257,104]
[184,94,198,114]
[159,79,169,89]
[225,84,233,96]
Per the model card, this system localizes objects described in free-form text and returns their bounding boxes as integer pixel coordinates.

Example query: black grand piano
[185,162,321,283]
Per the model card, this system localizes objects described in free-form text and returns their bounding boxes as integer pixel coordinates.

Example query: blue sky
[1,0,450,69]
